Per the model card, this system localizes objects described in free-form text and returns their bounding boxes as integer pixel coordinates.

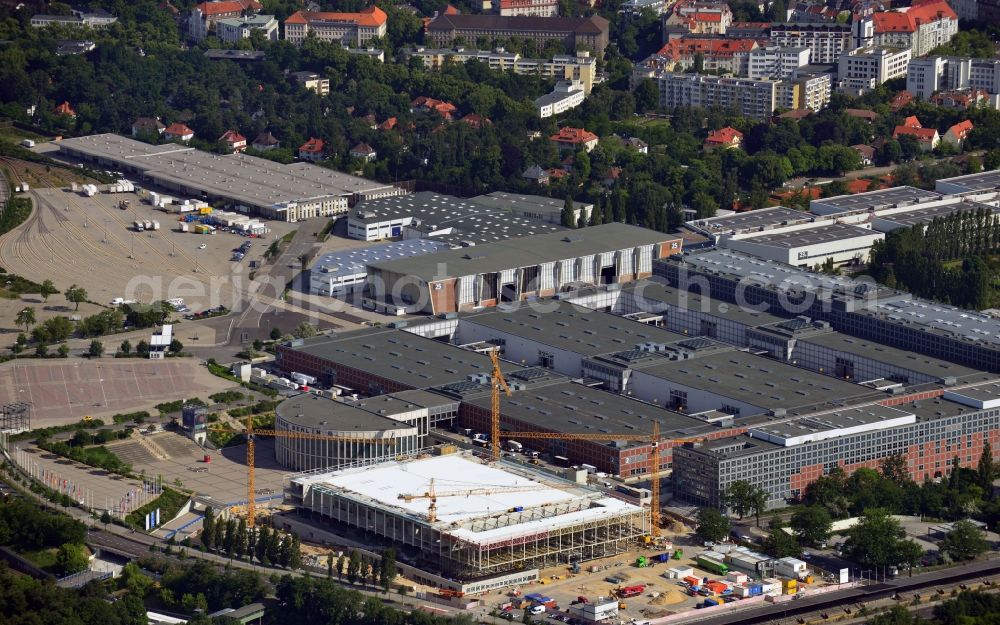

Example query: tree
[379,548,397,592]
[763,526,802,558]
[940,520,989,561]
[879,454,911,486]
[327,552,334,578]
[790,506,832,546]
[88,340,104,358]
[65,284,88,311]
[561,195,576,228]
[56,542,89,575]
[136,340,150,357]
[15,307,35,333]
[726,480,767,526]
[121,562,153,597]
[119,340,132,355]
[201,507,215,551]
[169,338,183,354]
[292,322,316,339]
[695,507,729,543]
[234,518,247,560]
[288,535,301,570]
[269,327,282,341]
[35,343,48,357]
[57,343,69,358]
[348,549,362,583]
[897,539,923,577]
[39,279,57,302]
[978,441,994,489]
[844,508,905,568]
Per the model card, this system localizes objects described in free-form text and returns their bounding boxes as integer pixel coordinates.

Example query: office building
[424,15,610,52]
[906,56,1000,101]
[499,0,559,17]
[283,7,388,46]
[215,14,278,42]
[404,48,598,93]
[837,46,911,95]
[187,0,261,41]
[31,9,117,28]
[535,80,587,118]
[308,239,450,296]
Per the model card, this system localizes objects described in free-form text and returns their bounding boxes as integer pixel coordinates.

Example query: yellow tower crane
[398,478,549,523]
[489,348,511,462]
[207,416,395,527]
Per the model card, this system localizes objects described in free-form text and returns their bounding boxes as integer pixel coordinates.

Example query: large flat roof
[58,134,392,210]
[747,403,915,446]
[799,332,987,382]
[368,223,673,281]
[619,280,787,328]
[468,380,716,441]
[275,393,416,432]
[299,454,580,525]
[636,350,883,416]
[460,300,684,357]
[350,192,563,245]
[470,191,594,216]
[873,199,1000,230]
[861,298,1000,348]
[810,186,941,214]
[687,206,814,236]
[312,239,451,278]
[734,223,881,249]
[936,170,1000,193]
[285,328,514,388]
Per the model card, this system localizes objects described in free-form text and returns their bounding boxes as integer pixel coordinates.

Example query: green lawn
[125,487,190,530]
[0,126,46,145]
[20,547,59,573]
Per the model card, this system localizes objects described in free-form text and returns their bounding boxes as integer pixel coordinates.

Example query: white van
[528,605,546,615]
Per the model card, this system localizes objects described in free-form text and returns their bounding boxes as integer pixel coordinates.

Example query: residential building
[768,24,852,64]
[655,73,778,120]
[411,96,458,119]
[836,46,911,95]
[626,137,649,154]
[550,127,599,152]
[298,137,326,162]
[943,120,973,150]
[291,71,330,95]
[622,0,667,16]
[665,0,733,34]
[906,56,1000,100]
[31,9,117,28]
[350,142,377,162]
[251,131,279,151]
[219,130,247,152]
[777,70,832,111]
[345,46,385,62]
[640,38,759,76]
[53,101,77,118]
[187,0,261,41]
[703,127,743,152]
[283,7,388,46]
[214,14,278,42]
[56,40,97,55]
[893,115,939,151]
[163,123,195,142]
[403,48,598,94]
[747,46,811,80]
[499,0,558,17]
[871,1,958,57]
[932,88,993,109]
[522,164,550,185]
[852,144,875,166]
[460,113,490,128]
[132,117,165,137]
[535,80,586,118]
[424,15,610,53]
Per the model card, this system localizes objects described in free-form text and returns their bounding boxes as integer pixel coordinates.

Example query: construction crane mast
[398,478,549,522]
[489,348,511,462]
[207,417,394,527]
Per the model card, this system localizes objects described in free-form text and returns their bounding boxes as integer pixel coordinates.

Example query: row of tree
[200,508,301,569]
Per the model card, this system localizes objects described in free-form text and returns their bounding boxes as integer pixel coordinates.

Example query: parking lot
[0,185,297,313]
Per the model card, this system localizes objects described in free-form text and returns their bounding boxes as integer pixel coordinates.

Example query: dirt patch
[650,589,687,606]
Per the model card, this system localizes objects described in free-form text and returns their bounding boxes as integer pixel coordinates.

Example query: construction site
[286,452,648,581]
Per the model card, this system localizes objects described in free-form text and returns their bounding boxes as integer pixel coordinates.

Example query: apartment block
[404,48,598,93]
[837,46,911,95]
[907,56,1000,100]
[768,24,852,64]
[870,1,958,57]
[778,71,832,111]
[747,46,811,80]
[283,7,387,46]
[656,73,777,120]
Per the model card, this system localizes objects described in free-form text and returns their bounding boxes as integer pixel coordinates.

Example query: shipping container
[682,576,701,587]
[696,556,729,576]
[179,222,189,232]
[151,220,160,230]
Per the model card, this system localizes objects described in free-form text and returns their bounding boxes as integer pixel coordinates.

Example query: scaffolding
[0,402,30,433]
